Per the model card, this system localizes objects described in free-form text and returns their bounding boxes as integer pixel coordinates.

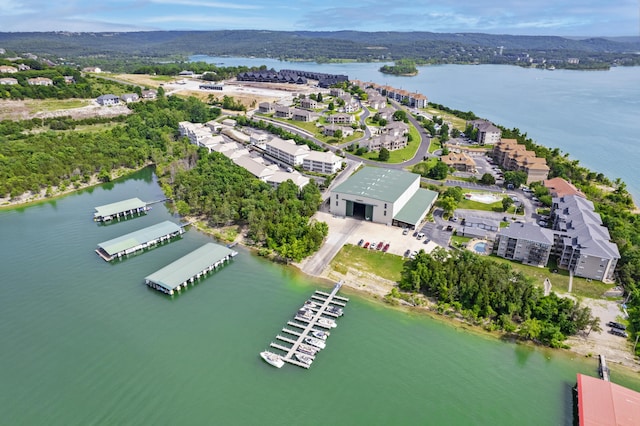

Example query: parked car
[363,242,370,249]
[357,239,364,246]
[376,241,384,250]
[607,321,626,330]
[383,243,390,252]
[609,329,628,338]
[404,249,411,258]
[423,239,430,244]
[402,228,409,235]
[370,241,376,250]
[417,232,425,240]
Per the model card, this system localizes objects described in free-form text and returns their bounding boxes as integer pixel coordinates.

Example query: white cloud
[149,0,261,9]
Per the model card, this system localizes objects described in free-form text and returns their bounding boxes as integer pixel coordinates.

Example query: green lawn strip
[457,198,504,212]
[450,235,472,247]
[422,107,467,130]
[428,137,441,153]
[26,99,90,113]
[487,256,612,299]
[330,244,405,282]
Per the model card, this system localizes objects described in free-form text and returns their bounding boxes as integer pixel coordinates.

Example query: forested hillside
[1,31,639,71]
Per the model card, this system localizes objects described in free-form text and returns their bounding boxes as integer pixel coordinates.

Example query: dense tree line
[400,249,598,347]
[163,152,327,262]
[133,62,266,81]
[0,94,220,197]
[380,59,418,75]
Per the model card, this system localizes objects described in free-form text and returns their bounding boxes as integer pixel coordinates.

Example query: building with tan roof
[493,138,549,184]
[441,152,477,172]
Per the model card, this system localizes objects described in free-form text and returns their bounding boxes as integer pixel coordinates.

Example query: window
[384,211,387,216]
[336,201,338,207]
[336,194,338,199]
[384,203,387,209]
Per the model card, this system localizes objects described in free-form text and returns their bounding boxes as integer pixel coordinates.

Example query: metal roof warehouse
[95,221,183,261]
[144,243,237,295]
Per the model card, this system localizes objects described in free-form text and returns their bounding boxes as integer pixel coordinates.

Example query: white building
[330,167,438,227]
[302,151,342,175]
[232,156,278,182]
[267,171,310,191]
[265,137,311,166]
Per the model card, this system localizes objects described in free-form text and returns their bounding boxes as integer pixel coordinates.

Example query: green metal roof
[393,188,439,226]
[97,221,182,256]
[94,198,147,218]
[332,167,419,203]
[145,243,235,291]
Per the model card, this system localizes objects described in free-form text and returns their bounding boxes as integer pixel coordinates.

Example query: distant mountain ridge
[1,30,638,67]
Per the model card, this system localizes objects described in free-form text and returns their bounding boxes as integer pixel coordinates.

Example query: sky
[0,0,638,37]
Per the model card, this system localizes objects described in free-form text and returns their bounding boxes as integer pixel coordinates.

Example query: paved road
[301,218,363,276]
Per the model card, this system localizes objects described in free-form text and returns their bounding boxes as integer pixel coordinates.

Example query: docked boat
[260,351,284,368]
[317,317,337,329]
[294,352,313,365]
[297,343,319,355]
[304,337,326,350]
[311,330,329,340]
[326,305,343,316]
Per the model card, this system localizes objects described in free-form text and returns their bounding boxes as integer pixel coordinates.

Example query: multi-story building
[326,113,355,125]
[492,138,549,184]
[302,151,342,175]
[265,137,311,166]
[441,152,477,172]
[494,222,555,267]
[551,195,619,282]
[469,119,501,145]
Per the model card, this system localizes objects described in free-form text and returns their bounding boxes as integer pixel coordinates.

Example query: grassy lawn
[428,137,441,153]
[330,244,405,282]
[25,99,90,113]
[451,235,472,247]
[422,107,468,130]
[457,198,505,212]
[487,256,613,299]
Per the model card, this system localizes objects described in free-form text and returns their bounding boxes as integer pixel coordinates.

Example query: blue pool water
[473,242,488,254]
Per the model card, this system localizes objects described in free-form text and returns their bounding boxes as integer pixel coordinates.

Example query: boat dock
[264,281,348,369]
[598,354,610,382]
[144,243,237,295]
[94,198,150,222]
[95,220,184,261]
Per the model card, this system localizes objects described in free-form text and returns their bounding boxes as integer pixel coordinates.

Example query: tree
[393,110,407,122]
[328,102,334,111]
[479,173,496,185]
[503,170,527,188]
[443,186,464,202]
[333,129,343,140]
[438,196,457,217]
[502,196,514,212]
[378,147,390,161]
[317,93,323,102]
[428,161,449,180]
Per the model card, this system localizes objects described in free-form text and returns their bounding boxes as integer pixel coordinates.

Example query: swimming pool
[472,241,488,254]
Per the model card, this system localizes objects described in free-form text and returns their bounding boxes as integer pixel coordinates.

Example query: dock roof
[576,373,640,426]
[94,198,147,218]
[97,221,182,256]
[145,243,235,291]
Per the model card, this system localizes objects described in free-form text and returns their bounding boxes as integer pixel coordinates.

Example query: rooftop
[145,243,235,291]
[97,221,182,256]
[333,167,419,204]
[393,188,439,226]
[576,374,640,426]
[94,198,147,219]
[500,222,555,245]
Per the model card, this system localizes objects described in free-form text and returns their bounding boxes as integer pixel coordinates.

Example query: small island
[380,59,418,76]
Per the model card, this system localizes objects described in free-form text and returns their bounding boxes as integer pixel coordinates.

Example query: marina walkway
[267,281,348,369]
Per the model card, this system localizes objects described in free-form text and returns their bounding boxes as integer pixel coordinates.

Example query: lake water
[192,55,640,202]
[2,167,639,425]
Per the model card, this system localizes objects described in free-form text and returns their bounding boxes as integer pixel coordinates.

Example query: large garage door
[365,204,374,221]
[345,200,354,217]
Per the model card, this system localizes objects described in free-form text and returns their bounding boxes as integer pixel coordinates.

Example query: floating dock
[94,198,150,222]
[264,281,348,369]
[144,243,237,295]
[95,221,184,262]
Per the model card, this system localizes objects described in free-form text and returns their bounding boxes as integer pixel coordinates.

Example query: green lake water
[1,168,638,425]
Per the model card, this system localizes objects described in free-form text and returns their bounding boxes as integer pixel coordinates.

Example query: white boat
[294,352,313,365]
[311,330,329,340]
[297,343,319,355]
[296,309,313,319]
[304,337,326,350]
[317,317,337,329]
[260,351,284,368]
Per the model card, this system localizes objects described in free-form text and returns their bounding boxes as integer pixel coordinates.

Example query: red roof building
[544,177,585,198]
[576,373,640,426]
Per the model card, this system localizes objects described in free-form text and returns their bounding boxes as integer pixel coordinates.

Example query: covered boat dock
[95,221,184,261]
[94,198,149,222]
[575,373,640,426]
[144,243,237,295]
